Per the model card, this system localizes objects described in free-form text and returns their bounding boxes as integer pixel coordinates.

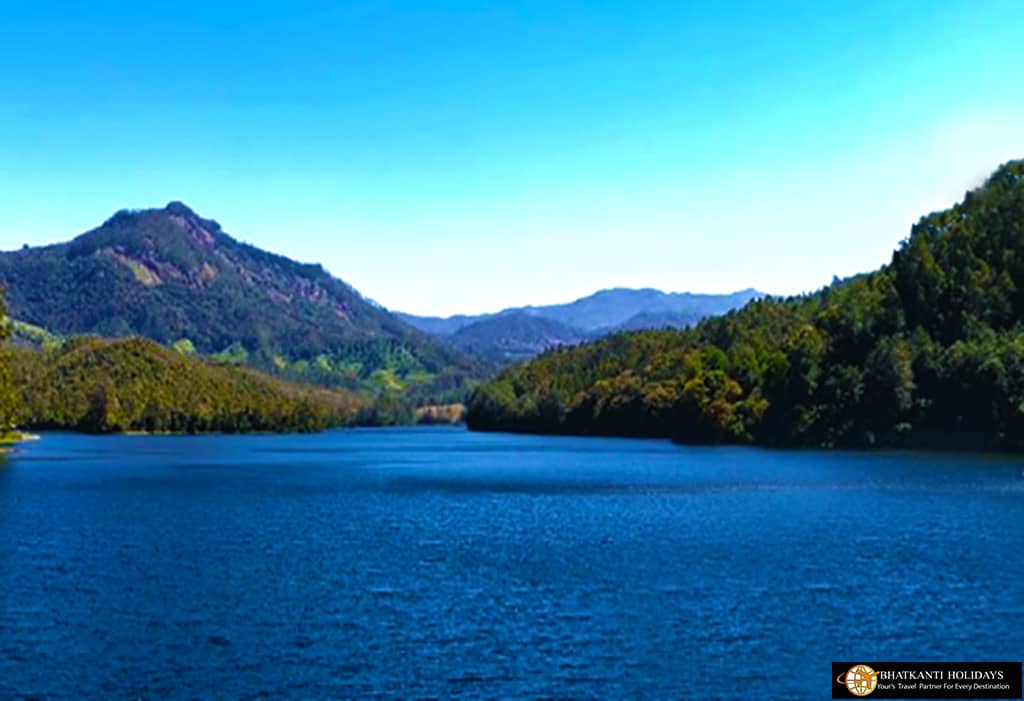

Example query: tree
[0,288,17,432]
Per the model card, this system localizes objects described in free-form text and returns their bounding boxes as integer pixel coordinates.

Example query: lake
[1,427,1021,698]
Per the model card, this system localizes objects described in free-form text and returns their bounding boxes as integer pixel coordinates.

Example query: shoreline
[0,432,41,451]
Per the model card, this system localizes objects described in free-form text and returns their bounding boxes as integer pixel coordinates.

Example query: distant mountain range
[0,202,488,400]
[397,288,763,364]
[0,200,763,389]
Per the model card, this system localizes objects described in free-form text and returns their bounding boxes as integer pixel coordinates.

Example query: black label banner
[832,661,1022,699]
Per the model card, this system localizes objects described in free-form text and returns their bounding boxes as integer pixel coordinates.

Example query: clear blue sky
[2,1,1023,316]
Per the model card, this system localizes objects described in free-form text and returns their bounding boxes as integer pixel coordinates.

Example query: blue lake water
[1,427,1022,699]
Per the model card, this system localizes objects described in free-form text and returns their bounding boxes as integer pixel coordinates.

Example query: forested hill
[467,160,1024,451]
[6,337,365,434]
[447,313,588,364]
[0,202,489,398]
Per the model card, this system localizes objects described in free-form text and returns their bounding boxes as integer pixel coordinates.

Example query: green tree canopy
[467,159,1024,451]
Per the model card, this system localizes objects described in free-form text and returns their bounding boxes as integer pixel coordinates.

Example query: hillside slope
[0,203,488,398]
[612,310,711,332]
[448,313,588,364]
[467,160,1024,451]
[7,337,365,433]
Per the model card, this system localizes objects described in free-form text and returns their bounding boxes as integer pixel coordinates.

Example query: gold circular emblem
[837,664,879,697]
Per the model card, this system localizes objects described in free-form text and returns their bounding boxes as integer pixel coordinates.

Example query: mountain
[400,287,763,335]
[393,313,483,337]
[7,337,364,433]
[447,313,588,364]
[466,160,1024,451]
[0,202,489,399]
[521,287,763,331]
[398,287,762,365]
[612,310,711,332]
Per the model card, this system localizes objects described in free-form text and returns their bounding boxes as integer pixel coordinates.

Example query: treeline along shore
[2,335,365,434]
[4,160,1024,445]
[466,160,1024,451]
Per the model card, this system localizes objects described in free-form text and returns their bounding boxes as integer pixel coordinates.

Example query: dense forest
[0,291,17,436]
[5,336,364,434]
[467,159,1024,451]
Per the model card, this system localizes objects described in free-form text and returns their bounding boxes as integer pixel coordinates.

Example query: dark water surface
[1,427,1021,699]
